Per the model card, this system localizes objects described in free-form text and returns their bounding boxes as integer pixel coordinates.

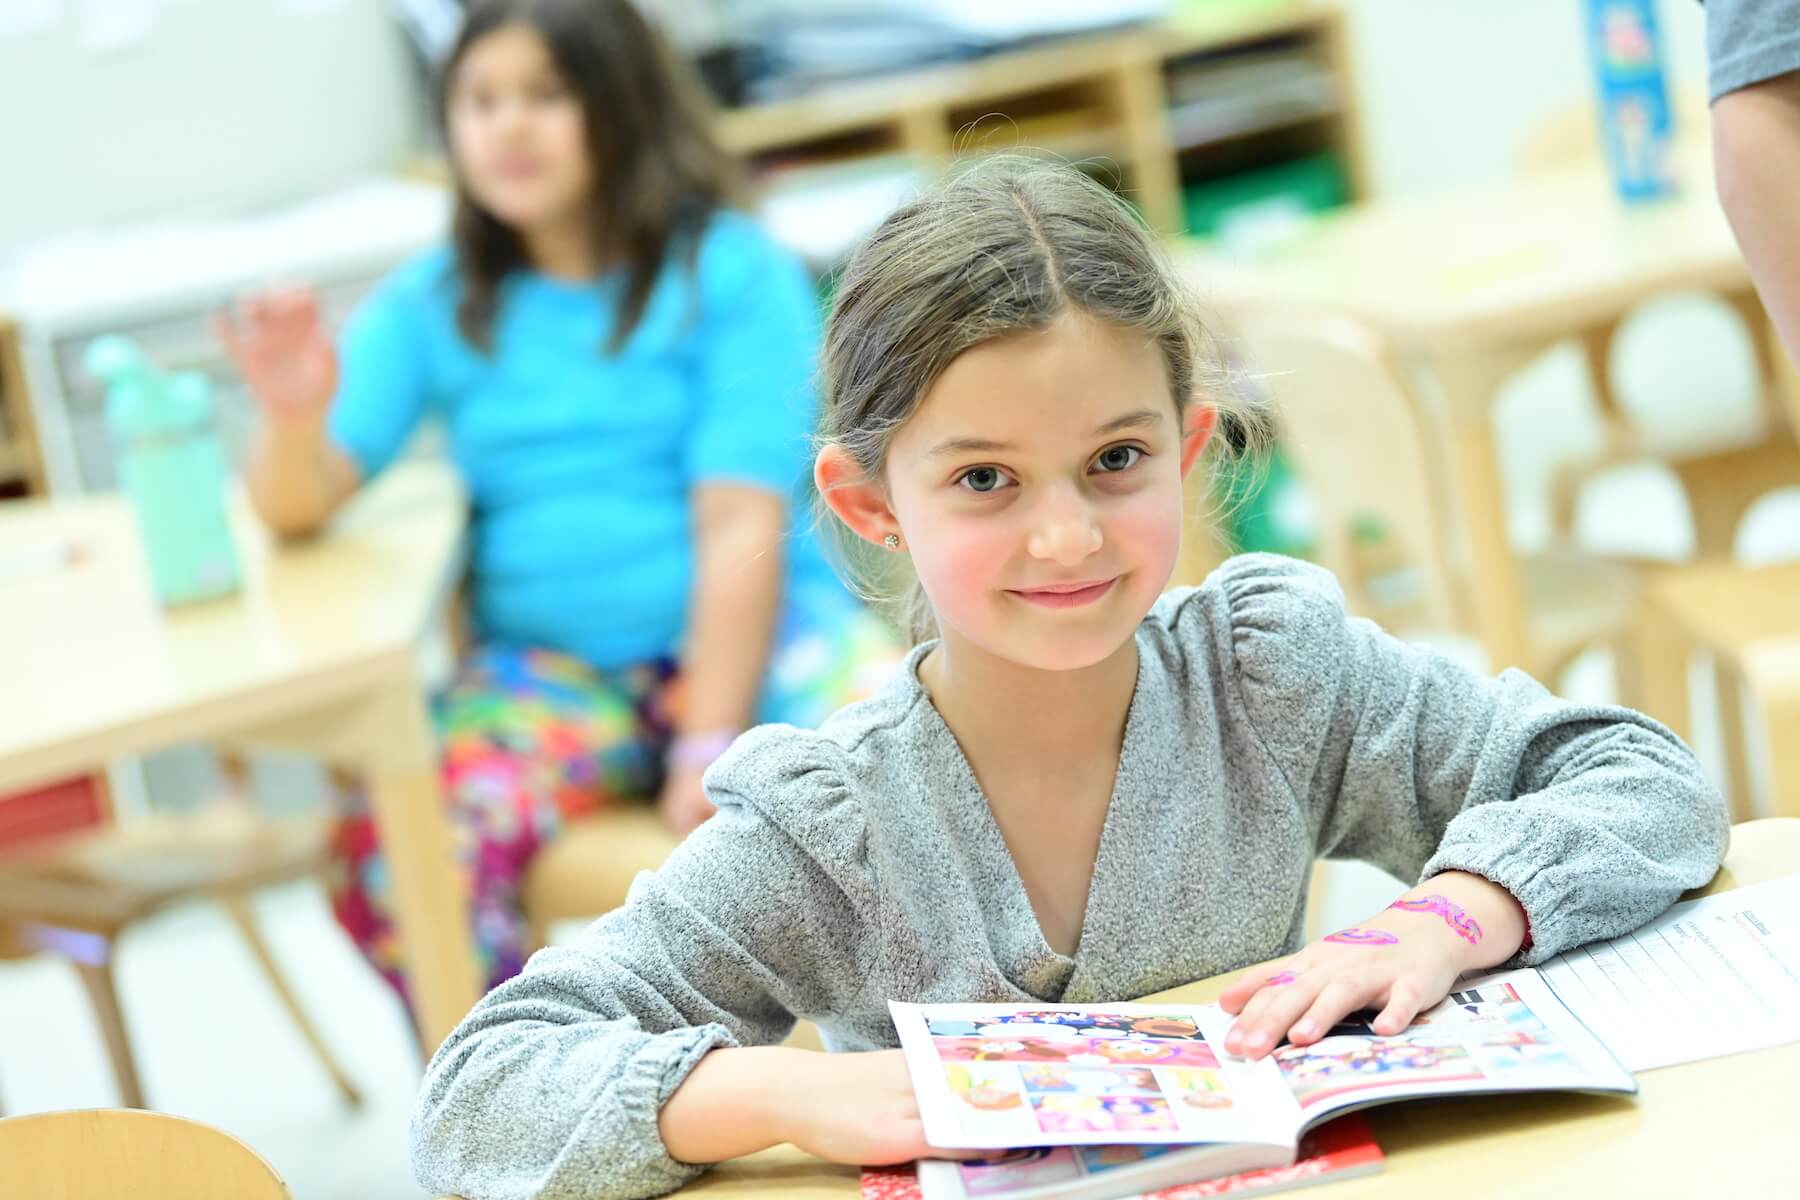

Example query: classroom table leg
[1426,344,1541,677]
[360,678,481,1055]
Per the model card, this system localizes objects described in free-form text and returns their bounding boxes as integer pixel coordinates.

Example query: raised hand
[215,286,338,429]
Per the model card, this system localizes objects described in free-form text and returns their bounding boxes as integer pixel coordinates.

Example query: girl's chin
[981,624,1143,675]
[469,190,581,229]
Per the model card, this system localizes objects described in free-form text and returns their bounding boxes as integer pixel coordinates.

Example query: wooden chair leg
[72,955,146,1109]
[1610,632,1644,714]
[1764,690,1800,821]
[1714,664,1760,824]
[219,893,363,1108]
[1632,588,1693,743]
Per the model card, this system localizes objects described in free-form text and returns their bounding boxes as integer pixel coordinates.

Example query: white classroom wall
[0,0,421,250]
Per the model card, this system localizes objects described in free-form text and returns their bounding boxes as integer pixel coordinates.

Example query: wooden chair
[1229,306,1638,687]
[0,772,360,1112]
[1635,560,1800,822]
[1630,349,1800,821]
[520,806,682,952]
[1233,305,1800,818]
[0,1108,290,1199]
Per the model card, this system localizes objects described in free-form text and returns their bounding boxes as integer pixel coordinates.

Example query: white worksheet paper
[1539,873,1800,1071]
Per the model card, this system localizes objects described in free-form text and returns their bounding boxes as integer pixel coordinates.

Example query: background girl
[218,0,893,1003]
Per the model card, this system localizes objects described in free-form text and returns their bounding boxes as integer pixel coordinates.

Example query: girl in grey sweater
[412,157,1728,1200]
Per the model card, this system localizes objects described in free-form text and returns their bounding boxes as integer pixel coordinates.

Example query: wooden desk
[661,818,1800,1196]
[0,462,479,1050]
[1176,142,1795,677]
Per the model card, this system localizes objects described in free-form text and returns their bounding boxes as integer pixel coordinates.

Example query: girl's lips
[1008,577,1119,608]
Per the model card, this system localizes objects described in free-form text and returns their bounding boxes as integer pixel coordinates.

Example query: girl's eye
[957,466,1010,494]
[1094,445,1144,473]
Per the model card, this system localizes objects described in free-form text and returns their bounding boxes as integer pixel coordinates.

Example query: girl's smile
[1006,576,1121,608]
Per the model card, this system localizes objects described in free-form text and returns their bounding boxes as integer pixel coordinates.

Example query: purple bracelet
[667,729,742,770]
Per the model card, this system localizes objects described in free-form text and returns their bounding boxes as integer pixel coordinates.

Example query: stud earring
[883,533,901,551]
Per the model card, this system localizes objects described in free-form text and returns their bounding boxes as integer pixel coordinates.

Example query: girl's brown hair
[819,156,1270,642]
[442,0,743,352]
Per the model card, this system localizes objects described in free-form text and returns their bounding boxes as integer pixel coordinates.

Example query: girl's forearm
[1714,75,1800,369]
[245,421,359,538]
[657,1046,804,1163]
[680,488,785,736]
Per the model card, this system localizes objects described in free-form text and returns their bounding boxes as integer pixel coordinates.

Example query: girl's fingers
[1223,966,1299,1031]
[1288,975,1382,1046]
[1218,959,1295,1015]
[1370,979,1424,1036]
[267,285,320,326]
[1226,976,1321,1059]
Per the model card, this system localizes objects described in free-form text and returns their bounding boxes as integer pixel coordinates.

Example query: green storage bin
[1181,154,1348,240]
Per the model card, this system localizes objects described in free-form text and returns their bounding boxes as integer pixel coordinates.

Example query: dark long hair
[442,0,744,352]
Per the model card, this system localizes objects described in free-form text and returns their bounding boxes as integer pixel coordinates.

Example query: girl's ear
[1179,404,1219,478]
[815,444,901,548]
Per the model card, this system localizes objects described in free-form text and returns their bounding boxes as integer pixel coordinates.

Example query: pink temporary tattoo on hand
[1389,894,1484,946]
[1324,928,1400,946]
[1263,970,1298,987]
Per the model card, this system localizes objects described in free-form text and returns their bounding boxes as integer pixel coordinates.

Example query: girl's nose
[1025,489,1103,565]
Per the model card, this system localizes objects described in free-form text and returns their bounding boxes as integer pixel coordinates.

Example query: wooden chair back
[1229,307,1465,631]
[0,1109,291,1199]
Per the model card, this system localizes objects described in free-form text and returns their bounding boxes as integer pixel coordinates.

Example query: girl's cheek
[916,520,1006,608]
[1113,488,1184,574]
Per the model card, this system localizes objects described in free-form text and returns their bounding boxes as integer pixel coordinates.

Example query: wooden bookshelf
[713,2,1366,233]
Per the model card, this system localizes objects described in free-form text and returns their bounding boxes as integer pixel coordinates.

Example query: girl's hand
[658,763,716,835]
[775,1049,950,1166]
[1217,873,1527,1059]
[214,286,338,429]
[662,1046,976,1167]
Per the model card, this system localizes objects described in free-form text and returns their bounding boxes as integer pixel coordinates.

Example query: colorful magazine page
[868,1116,1382,1200]
[1268,968,1635,1123]
[888,1002,1299,1151]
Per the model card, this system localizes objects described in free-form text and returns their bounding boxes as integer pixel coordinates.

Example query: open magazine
[891,966,1631,1199]
[889,871,1800,1200]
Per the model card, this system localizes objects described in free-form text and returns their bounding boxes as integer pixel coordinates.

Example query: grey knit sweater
[412,554,1727,1200]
